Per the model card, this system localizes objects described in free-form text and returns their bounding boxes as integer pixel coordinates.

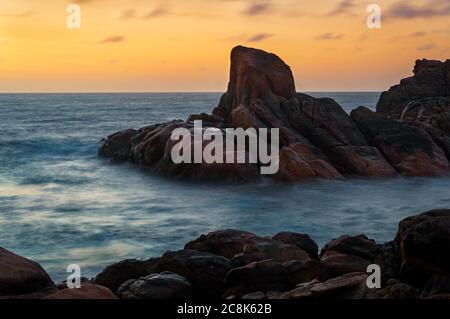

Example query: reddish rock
[94,258,159,293]
[241,237,311,264]
[375,283,419,299]
[421,275,450,298]
[321,234,380,261]
[44,283,117,299]
[98,129,137,161]
[285,93,397,177]
[377,59,450,115]
[213,45,296,118]
[281,272,373,299]
[117,271,193,300]
[100,48,450,181]
[320,251,371,280]
[283,259,322,284]
[351,106,449,176]
[223,259,294,298]
[0,248,57,299]
[154,250,231,299]
[185,229,256,259]
[272,232,319,259]
[396,209,450,285]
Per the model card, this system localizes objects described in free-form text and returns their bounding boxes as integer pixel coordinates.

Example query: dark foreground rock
[0,248,57,299]
[94,258,159,293]
[396,209,450,285]
[117,271,193,300]
[99,46,449,181]
[43,283,117,299]
[0,209,449,299]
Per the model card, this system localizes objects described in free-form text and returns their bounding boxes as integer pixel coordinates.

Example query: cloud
[411,31,427,37]
[327,0,356,16]
[3,11,35,18]
[143,7,170,18]
[99,36,126,44]
[386,0,450,20]
[247,33,274,42]
[120,9,136,20]
[315,33,345,40]
[243,2,272,16]
[417,43,436,51]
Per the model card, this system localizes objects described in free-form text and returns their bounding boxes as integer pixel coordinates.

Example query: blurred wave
[1,92,449,282]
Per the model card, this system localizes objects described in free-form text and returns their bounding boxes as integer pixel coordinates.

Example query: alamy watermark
[66,264,81,289]
[170,120,280,175]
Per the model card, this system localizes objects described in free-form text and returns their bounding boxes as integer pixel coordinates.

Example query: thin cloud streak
[99,36,126,44]
[315,33,345,40]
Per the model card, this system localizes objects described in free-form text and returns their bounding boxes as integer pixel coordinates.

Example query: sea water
[1,92,449,282]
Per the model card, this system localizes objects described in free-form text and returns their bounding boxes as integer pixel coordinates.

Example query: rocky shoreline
[1,209,449,299]
[99,46,450,181]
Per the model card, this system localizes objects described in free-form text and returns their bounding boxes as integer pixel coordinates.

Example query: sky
[0,0,449,92]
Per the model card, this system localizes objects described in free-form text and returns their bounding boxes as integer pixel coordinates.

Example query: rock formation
[0,209,449,299]
[100,46,450,181]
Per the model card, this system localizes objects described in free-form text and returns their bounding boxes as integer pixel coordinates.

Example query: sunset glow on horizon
[1,0,449,93]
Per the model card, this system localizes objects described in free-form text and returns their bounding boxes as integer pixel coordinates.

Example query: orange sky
[0,0,449,92]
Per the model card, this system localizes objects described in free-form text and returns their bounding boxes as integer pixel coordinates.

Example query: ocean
[1,92,450,282]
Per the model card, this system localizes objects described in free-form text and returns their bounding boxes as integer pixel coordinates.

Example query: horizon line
[0,90,384,94]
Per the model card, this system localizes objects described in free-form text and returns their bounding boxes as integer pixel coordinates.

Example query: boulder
[98,129,137,161]
[117,271,193,300]
[0,248,57,299]
[94,258,159,293]
[376,241,402,285]
[396,209,450,285]
[281,272,373,299]
[43,283,117,299]
[283,259,322,284]
[376,283,419,299]
[272,232,319,259]
[351,106,449,176]
[421,275,450,298]
[240,237,311,264]
[223,259,294,298]
[154,250,232,299]
[242,291,266,300]
[285,93,397,177]
[376,58,450,163]
[321,234,380,261]
[377,59,450,115]
[184,229,256,259]
[320,251,371,280]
